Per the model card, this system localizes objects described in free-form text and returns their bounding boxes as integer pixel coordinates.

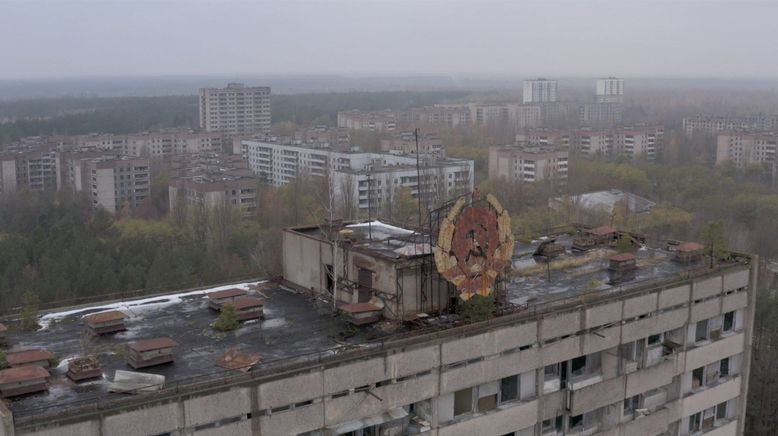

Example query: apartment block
[0,148,59,193]
[596,78,625,104]
[337,110,399,132]
[683,115,778,138]
[515,129,571,149]
[1,225,755,436]
[715,132,777,169]
[523,78,558,104]
[488,145,569,184]
[199,83,271,134]
[78,156,150,213]
[241,138,473,211]
[579,103,624,126]
[62,130,225,158]
[406,105,472,128]
[572,125,663,161]
[168,153,258,215]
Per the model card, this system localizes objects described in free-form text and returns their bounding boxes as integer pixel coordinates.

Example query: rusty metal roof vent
[608,253,637,284]
[433,192,514,301]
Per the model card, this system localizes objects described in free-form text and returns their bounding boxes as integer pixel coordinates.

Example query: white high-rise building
[199,83,271,134]
[523,78,558,104]
[596,77,625,103]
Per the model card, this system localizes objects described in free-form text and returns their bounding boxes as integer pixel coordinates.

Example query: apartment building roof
[1,226,750,422]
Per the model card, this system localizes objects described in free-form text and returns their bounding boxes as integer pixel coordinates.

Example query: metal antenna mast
[415,128,423,232]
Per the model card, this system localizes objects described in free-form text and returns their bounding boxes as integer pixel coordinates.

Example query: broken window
[542,416,563,434]
[568,414,583,431]
[477,394,497,412]
[720,357,730,378]
[570,356,587,377]
[500,375,518,403]
[647,333,662,346]
[692,367,704,390]
[623,395,640,416]
[723,311,735,332]
[695,319,709,343]
[688,411,702,433]
[453,388,473,416]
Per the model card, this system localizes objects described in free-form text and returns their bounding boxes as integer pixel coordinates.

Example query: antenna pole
[367,173,373,240]
[415,128,423,232]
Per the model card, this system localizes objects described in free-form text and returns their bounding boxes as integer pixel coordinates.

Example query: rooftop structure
[0,366,50,398]
[126,337,179,369]
[0,225,757,436]
[207,288,248,310]
[6,349,54,369]
[84,310,127,335]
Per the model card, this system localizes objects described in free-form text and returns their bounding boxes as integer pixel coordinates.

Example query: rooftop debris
[66,356,102,382]
[109,370,165,394]
[215,348,261,372]
[434,192,514,300]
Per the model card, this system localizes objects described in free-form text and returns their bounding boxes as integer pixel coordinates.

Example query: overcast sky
[1,0,776,80]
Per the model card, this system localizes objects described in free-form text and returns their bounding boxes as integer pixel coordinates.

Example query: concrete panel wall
[541,312,580,341]
[540,336,581,366]
[723,269,749,292]
[386,345,440,379]
[183,387,251,427]
[440,350,539,394]
[259,370,323,409]
[684,333,744,371]
[282,230,327,292]
[570,375,625,415]
[623,293,657,319]
[693,276,723,300]
[582,325,621,355]
[194,419,252,436]
[690,297,721,323]
[541,390,565,420]
[658,285,691,309]
[722,292,748,313]
[260,404,324,436]
[103,402,180,436]
[681,376,741,417]
[622,408,669,436]
[18,421,100,436]
[324,357,385,394]
[438,400,538,436]
[441,322,536,365]
[585,301,622,328]
[626,359,675,397]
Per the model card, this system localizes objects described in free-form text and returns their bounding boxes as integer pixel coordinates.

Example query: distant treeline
[0,90,473,145]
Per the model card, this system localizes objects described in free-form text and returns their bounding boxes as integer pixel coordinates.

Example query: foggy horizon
[3,0,778,81]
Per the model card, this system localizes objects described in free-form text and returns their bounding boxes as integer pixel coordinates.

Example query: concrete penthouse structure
[75,156,150,213]
[715,132,778,169]
[596,78,625,104]
[0,148,59,193]
[199,83,271,134]
[572,125,664,161]
[168,153,258,215]
[337,110,399,132]
[682,115,778,138]
[523,78,558,104]
[488,145,569,184]
[241,138,474,212]
[0,224,756,436]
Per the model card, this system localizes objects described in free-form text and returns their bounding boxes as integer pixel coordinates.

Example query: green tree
[459,295,495,323]
[700,221,728,268]
[213,305,240,332]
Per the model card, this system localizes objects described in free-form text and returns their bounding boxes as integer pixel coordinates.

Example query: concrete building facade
[78,156,150,213]
[572,126,663,161]
[715,132,777,169]
[523,79,558,104]
[199,83,271,134]
[683,115,778,138]
[337,110,398,132]
[241,139,474,212]
[596,78,625,104]
[0,149,59,193]
[488,145,569,184]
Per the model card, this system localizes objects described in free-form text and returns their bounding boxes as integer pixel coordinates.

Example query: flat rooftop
[506,232,713,307]
[3,282,383,420]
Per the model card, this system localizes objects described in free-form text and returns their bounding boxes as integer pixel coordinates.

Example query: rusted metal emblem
[433,192,514,300]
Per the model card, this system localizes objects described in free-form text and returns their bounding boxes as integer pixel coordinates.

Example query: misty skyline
[1,0,777,80]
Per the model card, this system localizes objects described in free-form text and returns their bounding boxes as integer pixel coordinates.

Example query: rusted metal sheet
[215,348,261,372]
[6,349,53,366]
[433,192,514,300]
